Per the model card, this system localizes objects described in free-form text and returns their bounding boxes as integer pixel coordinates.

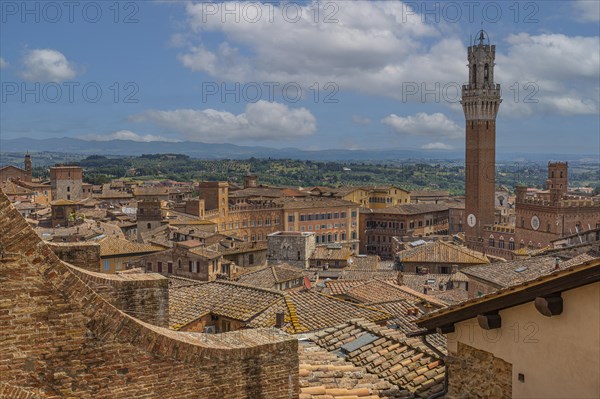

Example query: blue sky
[1,0,599,154]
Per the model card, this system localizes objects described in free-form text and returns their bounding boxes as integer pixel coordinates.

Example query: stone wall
[0,189,299,399]
[446,342,512,398]
[67,265,170,327]
[47,241,101,271]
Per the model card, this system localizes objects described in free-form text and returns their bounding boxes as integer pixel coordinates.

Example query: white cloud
[79,130,179,142]
[572,0,600,22]
[381,112,462,139]
[352,115,372,125]
[21,49,77,82]
[178,1,461,100]
[0,58,8,68]
[497,33,599,117]
[421,142,454,150]
[131,101,317,142]
[175,1,599,118]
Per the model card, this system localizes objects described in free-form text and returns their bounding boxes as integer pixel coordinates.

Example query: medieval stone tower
[547,161,568,197]
[24,153,32,182]
[462,30,502,245]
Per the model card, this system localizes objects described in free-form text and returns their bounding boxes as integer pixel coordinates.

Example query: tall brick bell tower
[462,30,501,248]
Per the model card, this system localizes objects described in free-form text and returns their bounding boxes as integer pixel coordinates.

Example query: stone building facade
[267,231,316,269]
[137,242,228,281]
[49,165,83,201]
[479,162,600,259]
[360,203,449,259]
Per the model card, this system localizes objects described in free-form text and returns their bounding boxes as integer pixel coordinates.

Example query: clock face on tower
[467,214,477,228]
[531,215,540,230]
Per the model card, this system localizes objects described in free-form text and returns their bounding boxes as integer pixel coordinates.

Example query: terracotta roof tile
[236,264,305,290]
[397,241,489,265]
[310,319,445,398]
[248,291,391,334]
[99,237,164,257]
[168,280,283,330]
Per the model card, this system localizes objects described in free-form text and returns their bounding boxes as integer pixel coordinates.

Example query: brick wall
[0,188,299,399]
[67,265,170,327]
[446,342,512,398]
[47,241,101,271]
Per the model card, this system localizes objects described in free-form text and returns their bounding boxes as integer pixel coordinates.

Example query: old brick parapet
[67,264,170,327]
[0,188,299,399]
[46,241,101,271]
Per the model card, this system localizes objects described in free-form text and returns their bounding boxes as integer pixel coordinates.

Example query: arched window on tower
[472,64,477,85]
[484,64,489,83]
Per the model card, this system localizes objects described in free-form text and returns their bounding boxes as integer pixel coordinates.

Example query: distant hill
[0,137,596,163]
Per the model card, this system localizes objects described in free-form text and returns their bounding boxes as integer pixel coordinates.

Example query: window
[147,223,152,229]
[509,240,515,250]
[498,238,505,249]
[157,262,163,273]
[351,211,357,218]
[300,214,305,221]
[103,260,110,272]
[67,186,70,192]
[249,254,254,265]
[288,215,294,222]
[489,237,495,247]
[146,262,152,271]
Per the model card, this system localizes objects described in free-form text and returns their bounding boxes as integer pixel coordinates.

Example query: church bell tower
[462,30,501,246]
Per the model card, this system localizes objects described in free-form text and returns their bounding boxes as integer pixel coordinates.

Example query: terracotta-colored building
[360,203,449,258]
[0,153,32,183]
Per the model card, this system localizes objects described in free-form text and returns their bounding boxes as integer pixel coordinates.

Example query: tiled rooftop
[168,280,283,330]
[249,291,391,334]
[299,340,411,399]
[397,241,488,265]
[311,319,445,398]
[360,203,448,215]
[312,246,353,261]
[339,270,401,281]
[236,264,305,290]
[99,236,164,257]
[461,252,599,288]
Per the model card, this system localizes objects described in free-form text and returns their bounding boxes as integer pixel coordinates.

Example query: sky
[0,0,599,154]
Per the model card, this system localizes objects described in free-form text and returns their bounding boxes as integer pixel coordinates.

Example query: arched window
[472,64,477,85]
[498,236,505,249]
[488,235,495,247]
[484,63,489,82]
[147,222,151,229]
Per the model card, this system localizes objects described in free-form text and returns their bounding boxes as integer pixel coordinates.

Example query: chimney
[396,272,404,286]
[423,286,428,295]
[554,257,561,270]
[275,311,285,328]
